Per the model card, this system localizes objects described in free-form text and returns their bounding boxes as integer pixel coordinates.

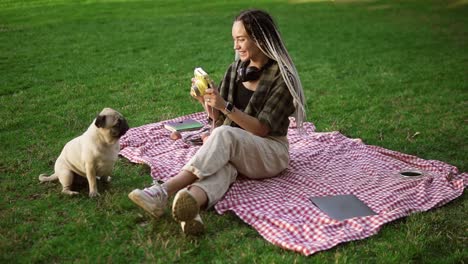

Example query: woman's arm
[221,104,270,137]
[203,88,270,137]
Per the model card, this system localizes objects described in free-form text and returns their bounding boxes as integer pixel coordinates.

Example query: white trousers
[182,125,289,208]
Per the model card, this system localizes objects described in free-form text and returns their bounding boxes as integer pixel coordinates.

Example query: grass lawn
[1,0,466,263]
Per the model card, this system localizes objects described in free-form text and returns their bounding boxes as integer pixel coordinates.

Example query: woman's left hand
[203,88,226,110]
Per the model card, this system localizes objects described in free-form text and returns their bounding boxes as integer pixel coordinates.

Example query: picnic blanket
[119,112,467,256]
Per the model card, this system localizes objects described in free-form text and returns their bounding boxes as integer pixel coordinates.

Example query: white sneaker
[172,189,199,222]
[128,182,168,218]
[172,189,204,235]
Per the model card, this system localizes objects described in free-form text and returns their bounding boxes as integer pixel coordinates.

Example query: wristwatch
[224,101,234,115]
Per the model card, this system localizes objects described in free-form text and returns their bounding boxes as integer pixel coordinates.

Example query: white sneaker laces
[143,182,168,201]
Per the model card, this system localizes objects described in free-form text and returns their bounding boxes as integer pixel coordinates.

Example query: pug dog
[39,108,129,197]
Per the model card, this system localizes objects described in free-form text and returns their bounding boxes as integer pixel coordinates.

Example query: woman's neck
[249,54,269,69]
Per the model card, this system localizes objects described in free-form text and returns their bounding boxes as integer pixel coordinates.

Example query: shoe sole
[181,217,205,236]
[172,189,199,222]
[128,190,163,219]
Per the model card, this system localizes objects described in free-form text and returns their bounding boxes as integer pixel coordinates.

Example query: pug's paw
[89,191,101,198]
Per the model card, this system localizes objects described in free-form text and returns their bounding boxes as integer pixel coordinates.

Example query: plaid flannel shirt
[216,60,295,136]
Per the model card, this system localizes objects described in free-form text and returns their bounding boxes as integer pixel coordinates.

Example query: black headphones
[237,59,274,82]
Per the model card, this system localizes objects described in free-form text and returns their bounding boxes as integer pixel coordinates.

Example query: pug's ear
[118,118,130,137]
[95,115,107,128]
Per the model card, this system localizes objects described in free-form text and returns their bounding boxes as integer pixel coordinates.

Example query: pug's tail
[39,173,58,182]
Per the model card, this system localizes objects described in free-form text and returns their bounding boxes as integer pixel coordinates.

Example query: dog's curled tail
[39,173,58,182]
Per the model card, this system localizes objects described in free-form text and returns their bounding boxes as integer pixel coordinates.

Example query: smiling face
[232,21,263,62]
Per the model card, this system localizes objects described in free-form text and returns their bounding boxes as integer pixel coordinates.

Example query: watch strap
[225,102,234,114]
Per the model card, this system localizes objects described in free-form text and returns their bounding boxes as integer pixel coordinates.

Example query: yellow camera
[190,67,212,97]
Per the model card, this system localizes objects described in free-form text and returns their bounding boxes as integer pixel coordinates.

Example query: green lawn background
[0,0,466,263]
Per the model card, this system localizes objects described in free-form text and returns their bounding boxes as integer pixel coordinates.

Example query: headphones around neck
[237,59,273,82]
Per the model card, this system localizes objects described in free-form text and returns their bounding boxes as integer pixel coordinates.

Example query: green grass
[1,0,467,263]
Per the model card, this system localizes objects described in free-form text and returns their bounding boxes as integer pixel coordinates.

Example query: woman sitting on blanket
[128,9,306,235]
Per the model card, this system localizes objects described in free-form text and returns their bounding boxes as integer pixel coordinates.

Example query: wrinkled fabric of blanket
[119,112,467,256]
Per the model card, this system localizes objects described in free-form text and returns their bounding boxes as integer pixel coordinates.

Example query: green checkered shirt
[216,60,295,136]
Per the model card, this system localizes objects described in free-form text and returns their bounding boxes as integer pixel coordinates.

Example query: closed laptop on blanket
[310,194,377,221]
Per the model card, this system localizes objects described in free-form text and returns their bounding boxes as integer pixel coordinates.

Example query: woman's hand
[203,88,226,111]
[190,78,221,120]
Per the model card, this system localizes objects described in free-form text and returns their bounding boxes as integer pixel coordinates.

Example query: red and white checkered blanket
[119,112,467,256]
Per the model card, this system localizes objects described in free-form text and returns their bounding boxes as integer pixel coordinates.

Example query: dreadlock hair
[235,9,306,131]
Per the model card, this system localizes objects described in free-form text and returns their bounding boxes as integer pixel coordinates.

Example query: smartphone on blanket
[184,135,203,146]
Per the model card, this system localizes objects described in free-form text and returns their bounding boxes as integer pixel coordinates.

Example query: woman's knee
[211,125,241,141]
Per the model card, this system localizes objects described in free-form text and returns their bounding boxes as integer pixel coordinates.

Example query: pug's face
[94,108,129,140]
